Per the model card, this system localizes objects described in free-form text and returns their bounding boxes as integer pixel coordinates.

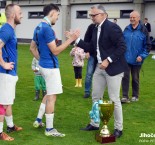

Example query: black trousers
[74,66,82,79]
[122,64,141,98]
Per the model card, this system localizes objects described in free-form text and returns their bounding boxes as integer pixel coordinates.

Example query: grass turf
[0,44,155,145]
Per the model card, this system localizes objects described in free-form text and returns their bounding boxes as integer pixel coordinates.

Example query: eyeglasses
[89,13,104,18]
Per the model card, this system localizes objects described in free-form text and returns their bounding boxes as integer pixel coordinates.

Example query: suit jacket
[77,19,128,76]
[84,23,96,42]
[144,23,151,32]
[83,23,96,57]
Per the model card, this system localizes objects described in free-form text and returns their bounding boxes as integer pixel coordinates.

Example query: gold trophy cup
[95,100,116,144]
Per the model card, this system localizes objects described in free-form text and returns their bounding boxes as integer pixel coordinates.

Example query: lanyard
[43,16,51,27]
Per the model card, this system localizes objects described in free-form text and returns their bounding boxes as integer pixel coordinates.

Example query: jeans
[84,56,95,95]
[122,64,141,99]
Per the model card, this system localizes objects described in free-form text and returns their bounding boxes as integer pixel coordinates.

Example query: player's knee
[0,105,6,115]
[46,95,56,103]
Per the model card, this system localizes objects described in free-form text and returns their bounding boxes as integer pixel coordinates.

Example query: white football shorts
[0,73,18,105]
[39,66,63,95]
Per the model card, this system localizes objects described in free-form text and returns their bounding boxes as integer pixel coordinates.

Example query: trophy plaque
[95,100,116,144]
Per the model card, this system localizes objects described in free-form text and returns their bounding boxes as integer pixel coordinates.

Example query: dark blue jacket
[77,19,128,76]
[84,23,96,57]
[123,23,151,65]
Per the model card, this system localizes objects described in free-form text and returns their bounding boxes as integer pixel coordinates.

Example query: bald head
[130,10,140,28]
[130,11,140,18]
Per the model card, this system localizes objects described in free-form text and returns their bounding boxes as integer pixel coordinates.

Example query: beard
[14,16,21,25]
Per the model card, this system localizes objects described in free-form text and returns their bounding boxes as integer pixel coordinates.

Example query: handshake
[65,29,80,42]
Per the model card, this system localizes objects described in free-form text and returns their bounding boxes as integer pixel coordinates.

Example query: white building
[1,0,155,42]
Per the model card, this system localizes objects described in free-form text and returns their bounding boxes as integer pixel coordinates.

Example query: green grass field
[1,44,155,145]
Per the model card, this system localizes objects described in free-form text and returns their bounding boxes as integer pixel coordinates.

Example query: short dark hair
[43,3,60,16]
[144,18,148,21]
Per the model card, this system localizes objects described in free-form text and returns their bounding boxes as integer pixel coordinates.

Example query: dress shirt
[96,20,113,63]
[75,18,112,63]
[96,19,105,63]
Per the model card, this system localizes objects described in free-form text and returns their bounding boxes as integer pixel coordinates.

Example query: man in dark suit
[83,23,96,98]
[144,18,151,35]
[75,4,128,138]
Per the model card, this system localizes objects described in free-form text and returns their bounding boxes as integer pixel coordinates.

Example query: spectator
[144,18,151,35]
[121,11,151,103]
[83,23,96,98]
[113,18,117,24]
[31,57,46,101]
[70,46,85,87]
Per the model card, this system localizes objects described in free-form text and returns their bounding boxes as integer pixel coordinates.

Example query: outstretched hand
[65,29,80,41]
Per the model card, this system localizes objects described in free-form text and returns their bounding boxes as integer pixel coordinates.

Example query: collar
[43,16,51,27]
[98,18,106,28]
[132,23,140,30]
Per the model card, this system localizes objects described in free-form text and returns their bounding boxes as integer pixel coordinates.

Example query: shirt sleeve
[0,27,11,44]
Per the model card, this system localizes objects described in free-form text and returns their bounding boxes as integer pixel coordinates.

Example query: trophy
[95,100,116,144]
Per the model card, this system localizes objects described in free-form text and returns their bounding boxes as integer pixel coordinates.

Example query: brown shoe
[0,132,14,141]
[7,125,23,133]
